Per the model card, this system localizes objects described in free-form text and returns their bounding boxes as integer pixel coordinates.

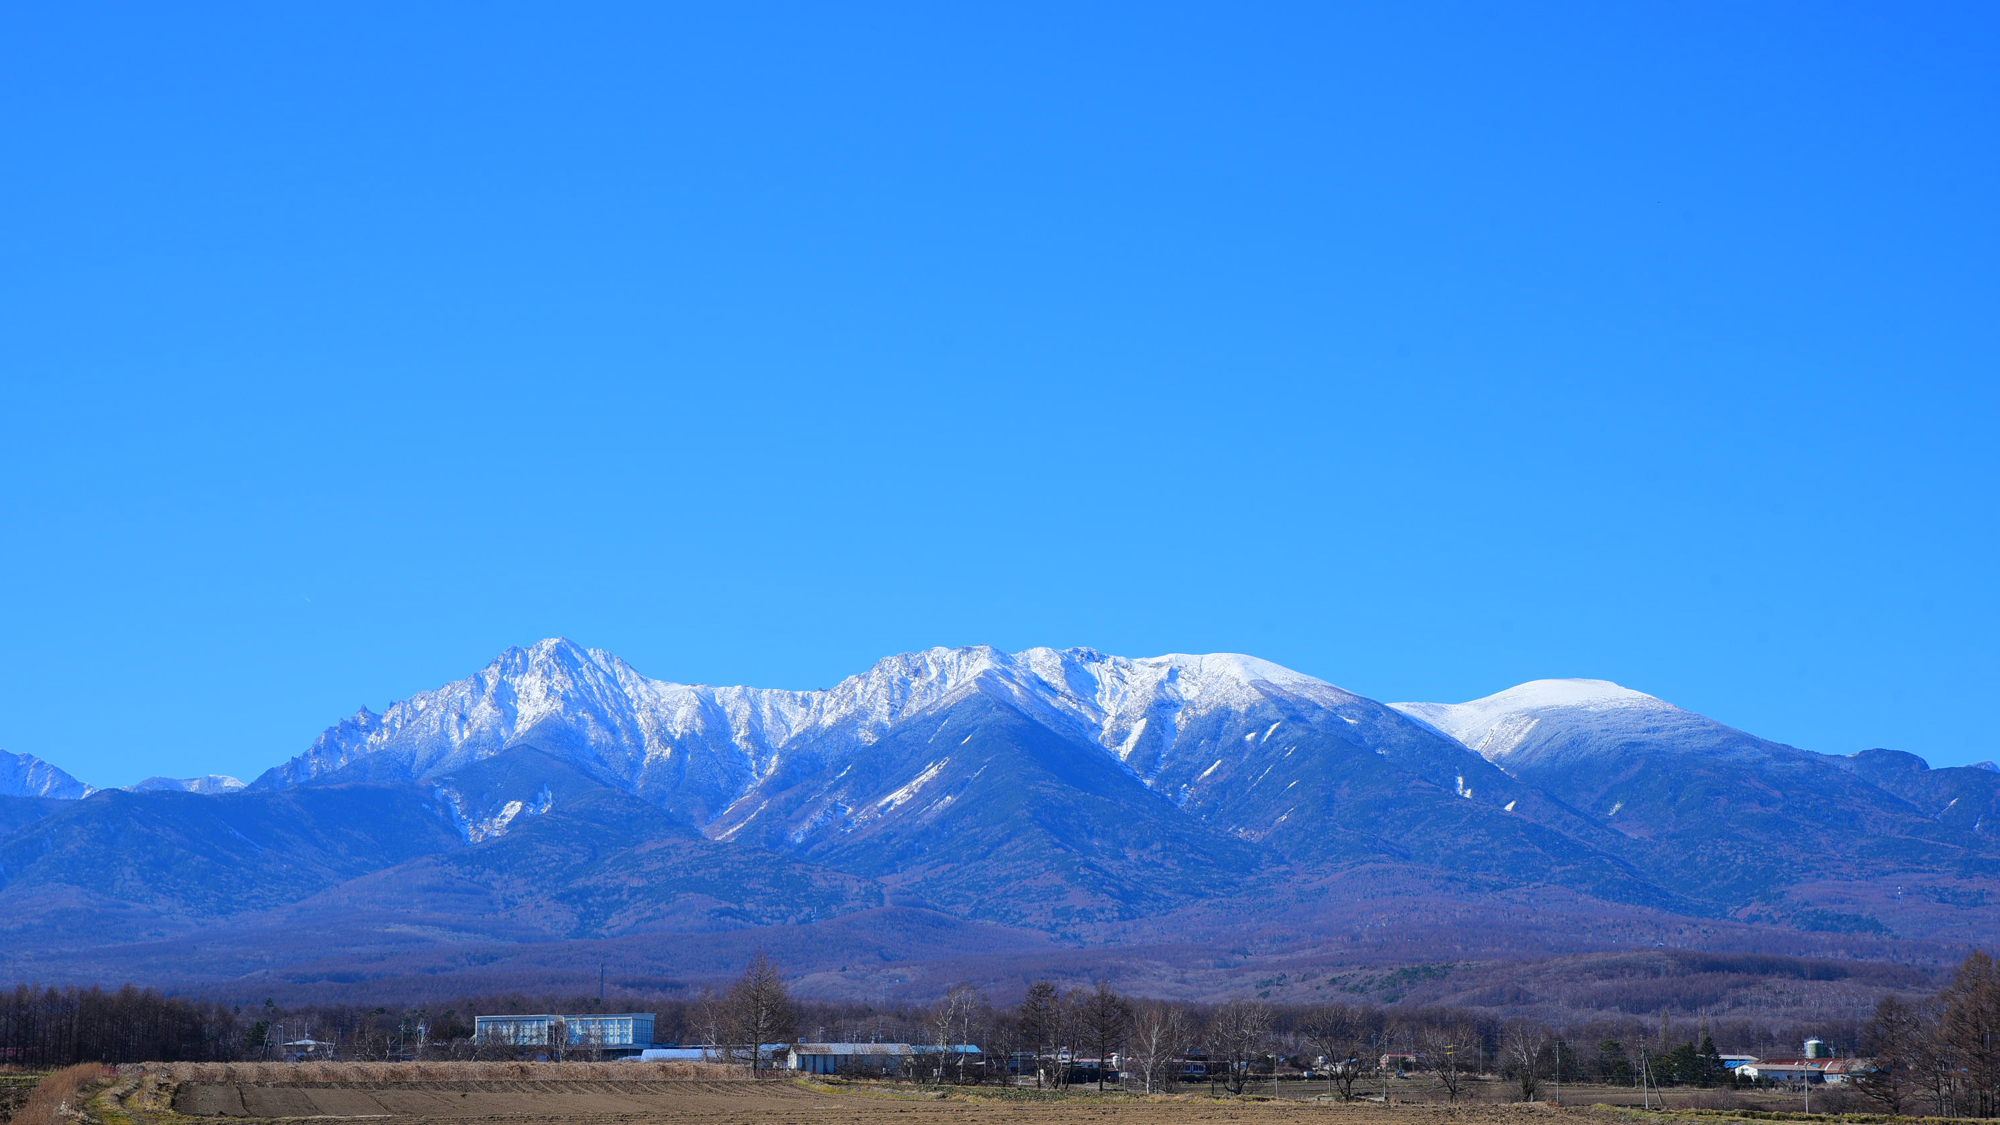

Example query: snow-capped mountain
[234,640,1671,925]
[126,775,246,795]
[1394,681,2000,819]
[1390,678,1809,770]
[1388,679,2000,911]
[254,638,1465,825]
[6,644,2000,997]
[0,750,94,799]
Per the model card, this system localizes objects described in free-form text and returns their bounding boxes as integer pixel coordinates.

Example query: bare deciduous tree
[722,951,796,1076]
[1300,1003,1370,1101]
[1126,1000,1188,1093]
[1856,995,1927,1114]
[1941,951,2000,1118]
[1018,981,1064,1088]
[1208,998,1273,1095]
[926,983,985,1086]
[1504,1021,1551,1101]
[1416,1023,1473,1105]
[1078,981,1132,1090]
[692,990,727,1059]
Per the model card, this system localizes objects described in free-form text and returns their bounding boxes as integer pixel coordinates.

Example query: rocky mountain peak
[0,749,95,799]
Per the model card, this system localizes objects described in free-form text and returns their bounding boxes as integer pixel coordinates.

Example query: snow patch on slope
[873,758,949,815]
[434,783,555,843]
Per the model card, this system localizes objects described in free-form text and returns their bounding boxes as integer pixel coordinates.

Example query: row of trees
[1854,951,2000,1118]
[692,950,2000,1115]
[983,979,1774,1100]
[0,974,1768,1091]
[9,947,1996,1116]
[699,959,1761,1099]
[0,984,238,1066]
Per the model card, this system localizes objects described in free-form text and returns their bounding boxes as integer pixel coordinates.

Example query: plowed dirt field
[164,1078,1620,1125]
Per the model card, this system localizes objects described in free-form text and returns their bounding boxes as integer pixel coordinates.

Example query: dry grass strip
[152,1060,734,1084]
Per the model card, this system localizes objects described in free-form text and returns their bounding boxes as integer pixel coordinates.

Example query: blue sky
[2,2,1995,786]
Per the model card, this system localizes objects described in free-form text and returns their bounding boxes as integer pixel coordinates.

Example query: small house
[788,1043,919,1075]
[1739,1058,1828,1083]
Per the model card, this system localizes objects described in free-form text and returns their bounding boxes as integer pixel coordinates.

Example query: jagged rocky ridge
[251,642,1440,810]
[127,775,246,794]
[0,750,94,799]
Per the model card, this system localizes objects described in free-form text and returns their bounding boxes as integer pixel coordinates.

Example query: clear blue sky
[3,3,1995,787]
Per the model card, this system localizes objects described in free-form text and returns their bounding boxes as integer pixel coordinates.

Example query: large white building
[473,1014,655,1053]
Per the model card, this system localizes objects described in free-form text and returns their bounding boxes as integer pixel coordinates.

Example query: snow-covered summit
[252,639,1361,814]
[126,775,246,795]
[794,644,1341,739]
[1450,678,1660,713]
[1390,677,1802,773]
[1392,679,1666,761]
[0,750,95,799]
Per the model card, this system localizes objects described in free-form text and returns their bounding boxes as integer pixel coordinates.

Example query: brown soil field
[165,1078,1605,1125]
[68,1068,1894,1125]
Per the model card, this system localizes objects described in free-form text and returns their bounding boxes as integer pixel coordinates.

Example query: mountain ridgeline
[2,640,1997,1002]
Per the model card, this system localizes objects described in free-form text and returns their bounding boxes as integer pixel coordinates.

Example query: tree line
[0,985,237,1066]
[7,946,1996,1118]
[678,954,1952,1103]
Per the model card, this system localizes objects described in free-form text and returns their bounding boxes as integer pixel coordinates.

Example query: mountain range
[3,639,1996,1010]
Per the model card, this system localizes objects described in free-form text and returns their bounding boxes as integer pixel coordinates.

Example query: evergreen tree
[1657,1042,1701,1085]
[1697,1036,1726,1087]
[1596,1040,1633,1084]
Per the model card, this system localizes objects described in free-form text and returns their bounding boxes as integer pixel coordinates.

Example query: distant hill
[3,641,1996,1012]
